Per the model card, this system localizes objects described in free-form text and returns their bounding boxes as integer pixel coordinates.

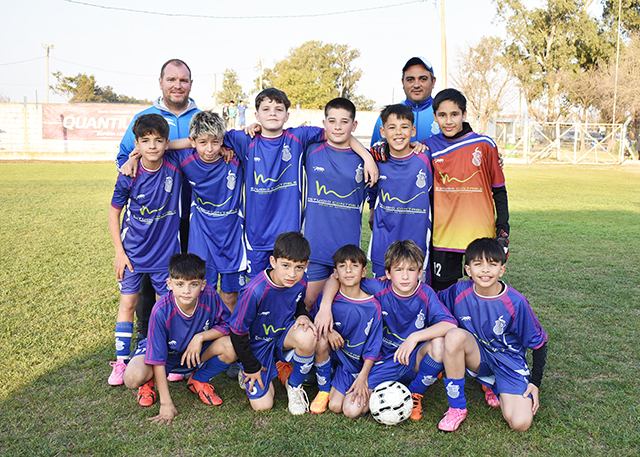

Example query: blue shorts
[466,346,531,396]
[367,342,427,389]
[240,320,297,400]
[133,338,213,375]
[330,354,360,396]
[119,270,169,296]
[204,267,246,293]
[246,250,272,279]
[306,262,333,282]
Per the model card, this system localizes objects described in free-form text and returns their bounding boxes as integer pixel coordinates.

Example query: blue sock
[314,358,332,393]
[289,352,314,388]
[444,377,467,410]
[409,354,444,395]
[115,321,134,359]
[191,356,230,383]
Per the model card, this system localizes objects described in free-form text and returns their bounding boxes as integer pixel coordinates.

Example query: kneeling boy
[315,240,457,421]
[310,245,383,417]
[123,253,236,425]
[437,237,548,432]
[230,232,317,415]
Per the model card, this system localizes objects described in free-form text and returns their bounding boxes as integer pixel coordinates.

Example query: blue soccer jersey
[323,291,383,373]
[230,270,307,358]
[438,280,547,372]
[169,148,246,273]
[110,157,182,273]
[368,153,433,273]
[224,127,325,251]
[302,142,366,267]
[145,285,230,366]
[360,278,456,360]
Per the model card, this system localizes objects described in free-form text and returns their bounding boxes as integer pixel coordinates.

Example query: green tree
[51,72,149,103]
[452,36,512,134]
[215,69,246,104]
[494,0,611,121]
[602,0,640,34]
[256,41,373,110]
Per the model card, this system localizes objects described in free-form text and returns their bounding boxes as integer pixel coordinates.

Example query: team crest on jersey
[226,170,237,190]
[164,176,173,193]
[365,317,373,336]
[493,316,506,335]
[472,147,482,167]
[431,120,440,134]
[416,169,427,188]
[355,164,364,183]
[415,310,425,329]
[203,320,210,332]
[282,144,292,162]
[446,381,460,398]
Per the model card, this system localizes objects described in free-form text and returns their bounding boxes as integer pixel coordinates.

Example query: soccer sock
[191,356,231,383]
[115,321,134,359]
[314,358,332,393]
[444,377,467,410]
[408,354,444,395]
[289,352,314,388]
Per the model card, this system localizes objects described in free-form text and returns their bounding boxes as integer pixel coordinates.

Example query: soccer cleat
[226,362,240,379]
[483,385,500,407]
[310,391,330,414]
[276,361,293,386]
[285,380,309,415]
[187,378,223,406]
[238,370,247,390]
[137,378,156,407]
[438,407,468,432]
[108,359,127,386]
[167,373,184,382]
[410,392,424,421]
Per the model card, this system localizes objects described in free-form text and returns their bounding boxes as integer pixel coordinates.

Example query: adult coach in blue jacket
[370,57,440,146]
[116,59,200,343]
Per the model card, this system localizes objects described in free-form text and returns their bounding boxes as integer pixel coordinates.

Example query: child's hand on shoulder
[244,123,262,138]
[220,146,235,164]
[120,150,140,177]
[410,141,428,155]
[148,403,178,426]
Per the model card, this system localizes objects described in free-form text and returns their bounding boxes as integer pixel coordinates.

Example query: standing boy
[107,114,182,386]
[223,88,377,278]
[229,232,317,415]
[303,98,368,308]
[437,237,547,432]
[123,253,237,425]
[424,88,509,291]
[309,244,383,417]
[368,104,434,281]
[315,240,457,421]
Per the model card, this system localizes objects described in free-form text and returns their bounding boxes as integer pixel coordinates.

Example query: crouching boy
[123,253,237,425]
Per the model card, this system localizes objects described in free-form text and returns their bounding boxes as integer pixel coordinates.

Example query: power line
[50,57,156,77]
[0,57,45,67]
[63,0,423,19]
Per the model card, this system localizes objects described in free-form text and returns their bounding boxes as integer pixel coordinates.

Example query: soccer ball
[369,381,413,425]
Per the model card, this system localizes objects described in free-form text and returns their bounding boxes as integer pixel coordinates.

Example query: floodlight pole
[42,44,54,103]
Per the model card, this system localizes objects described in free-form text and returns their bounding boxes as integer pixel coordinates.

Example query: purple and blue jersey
[368,153,433,273]
[303,142,366,266]
[360,278,456,360]
[145,285,230,366]
[224,127,324,251]
[110,157,182,273]
[438,280,547,372]
[230,270,307,353]
[169,148,246,273]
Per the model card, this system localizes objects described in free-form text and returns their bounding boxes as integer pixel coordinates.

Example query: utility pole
[257,57,263,90]
[440,0,447,88]
[42,44,54,103]
[612,0,622,125]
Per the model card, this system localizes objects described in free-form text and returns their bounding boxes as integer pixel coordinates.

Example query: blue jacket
[370,97,440,146]
[116,97,200,169]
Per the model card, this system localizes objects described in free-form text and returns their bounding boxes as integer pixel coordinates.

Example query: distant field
[0,162,638,456]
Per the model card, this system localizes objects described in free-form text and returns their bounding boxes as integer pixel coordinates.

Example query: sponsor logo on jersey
[254,157,261,162]
[282,144,292,162]
[258,311,271,316]
[434,158,444,163]
[313,166,325,172]
[168,340,178,346]
[334,321,342,327]
[379,174,388,180]
[460,316,472,321]
[134,194,146,200]
[446,381,460,398]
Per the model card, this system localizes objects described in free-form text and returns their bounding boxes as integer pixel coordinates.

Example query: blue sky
[0,0,556,108]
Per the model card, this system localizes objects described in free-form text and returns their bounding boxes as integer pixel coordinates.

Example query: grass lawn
[0,162,639,456]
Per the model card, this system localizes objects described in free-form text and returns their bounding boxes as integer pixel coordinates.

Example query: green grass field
[1,162,639,456]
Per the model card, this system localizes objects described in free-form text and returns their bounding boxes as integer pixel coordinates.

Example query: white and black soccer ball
[369,381,413,425]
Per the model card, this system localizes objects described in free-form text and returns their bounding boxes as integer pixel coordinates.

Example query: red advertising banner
[42,104,150,140]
